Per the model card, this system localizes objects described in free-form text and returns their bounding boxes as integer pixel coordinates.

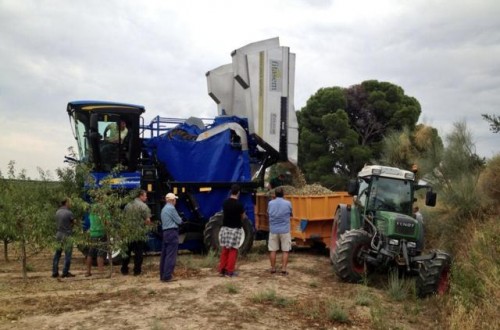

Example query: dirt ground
[0,243,445,330]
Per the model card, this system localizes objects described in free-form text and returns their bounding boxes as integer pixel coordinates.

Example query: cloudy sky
[0,0,498,178]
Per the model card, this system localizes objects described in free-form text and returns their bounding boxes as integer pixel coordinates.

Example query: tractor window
[368,177,412,214]
[97,118,129,171]
[75,119,90,162]
[357,179,369,208]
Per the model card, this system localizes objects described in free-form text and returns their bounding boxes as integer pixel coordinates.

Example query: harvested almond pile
[268,184,333,196]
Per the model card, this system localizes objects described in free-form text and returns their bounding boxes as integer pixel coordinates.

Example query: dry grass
[444,216,500,330]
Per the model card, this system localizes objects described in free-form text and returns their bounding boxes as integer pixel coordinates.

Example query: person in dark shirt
[218,184,245,277]
[121,190,152,276]
[52,198,76,278]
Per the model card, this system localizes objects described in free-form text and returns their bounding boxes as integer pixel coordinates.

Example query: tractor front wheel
[331,229,371,283]
[416,250,452,298]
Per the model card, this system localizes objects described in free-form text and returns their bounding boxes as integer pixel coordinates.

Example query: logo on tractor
[396,221,414,228]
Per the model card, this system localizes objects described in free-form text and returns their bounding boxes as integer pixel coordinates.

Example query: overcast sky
[0,0,498,178]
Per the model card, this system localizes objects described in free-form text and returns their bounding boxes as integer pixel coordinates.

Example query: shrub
[326,300,350,324]
[446,217,499,329]
[387,271,414,301]
[251,289,294,307]
[477,154,500,212]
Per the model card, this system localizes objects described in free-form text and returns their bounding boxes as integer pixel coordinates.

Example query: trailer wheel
[332,229,371,283]
[329,207,350,264]
[416,250,452,298]
[203,212,254,255]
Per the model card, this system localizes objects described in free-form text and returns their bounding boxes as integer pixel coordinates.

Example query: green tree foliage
[298,81,421,189]
[0,157,152,278]
[478,154,500,212]
[425,122,486,251]
[481,113,500,133]
[83,166,153,277]
[379,124,444,177]
[0,161,60,279]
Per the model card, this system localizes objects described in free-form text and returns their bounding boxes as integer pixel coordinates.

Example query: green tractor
[330,165,451,298]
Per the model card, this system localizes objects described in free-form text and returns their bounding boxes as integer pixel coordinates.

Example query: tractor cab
[67,101,145,173]
[348,165,436,217]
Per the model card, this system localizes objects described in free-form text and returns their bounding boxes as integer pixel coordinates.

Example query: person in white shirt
[106,120,128,143]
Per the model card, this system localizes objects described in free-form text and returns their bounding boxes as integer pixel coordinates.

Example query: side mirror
[347,179,359,196]
[425,191,437,207]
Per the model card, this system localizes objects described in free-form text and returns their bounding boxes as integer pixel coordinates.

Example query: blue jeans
[52,239,73,276]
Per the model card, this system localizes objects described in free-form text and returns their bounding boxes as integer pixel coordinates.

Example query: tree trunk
[3,239,8,262]
[21,237,27,280]
[107,236,113,278]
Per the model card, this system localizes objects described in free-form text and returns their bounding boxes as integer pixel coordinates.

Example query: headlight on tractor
[407,242,417,248]
[389,239,399,246]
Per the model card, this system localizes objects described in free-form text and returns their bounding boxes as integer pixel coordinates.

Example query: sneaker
[51,273,59,278]
[61,272,76,278]
[224,271,239,278]
[161,278,177,283]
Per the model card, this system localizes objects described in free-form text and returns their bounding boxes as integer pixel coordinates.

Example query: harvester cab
[331,165,452,298]
[66,101,145,174]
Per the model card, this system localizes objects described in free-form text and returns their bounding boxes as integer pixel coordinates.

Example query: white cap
[166,192,178,200]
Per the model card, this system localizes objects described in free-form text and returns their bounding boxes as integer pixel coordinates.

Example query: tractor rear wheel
[203,212,254,255]
[332,229,371,283]
[416,250,452,298]
[329,207,350,264]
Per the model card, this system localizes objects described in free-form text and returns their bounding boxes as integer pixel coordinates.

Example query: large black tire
[203,212,223,252]
[203,212,254,255]
[416,250,452,298]
[332,229,372,283]
[329,207,350,264]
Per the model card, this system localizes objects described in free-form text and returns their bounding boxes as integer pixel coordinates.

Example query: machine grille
[395,218,416,236]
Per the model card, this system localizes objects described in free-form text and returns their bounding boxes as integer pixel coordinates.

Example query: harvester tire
[332,229,371,283]
[329,207,350,264]
[204,212,223,253]
[416,250,452,298]
[239,217,254,255]
[203,212,254,255]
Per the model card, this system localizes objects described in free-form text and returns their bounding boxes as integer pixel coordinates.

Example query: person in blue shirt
[267,187,293,275]
[160,192,183,282]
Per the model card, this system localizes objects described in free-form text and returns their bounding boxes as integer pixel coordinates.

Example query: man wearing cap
[160,192,183,282]
[121,190,152,276]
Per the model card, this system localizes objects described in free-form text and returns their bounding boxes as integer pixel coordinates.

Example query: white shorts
[268,232,292,252]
